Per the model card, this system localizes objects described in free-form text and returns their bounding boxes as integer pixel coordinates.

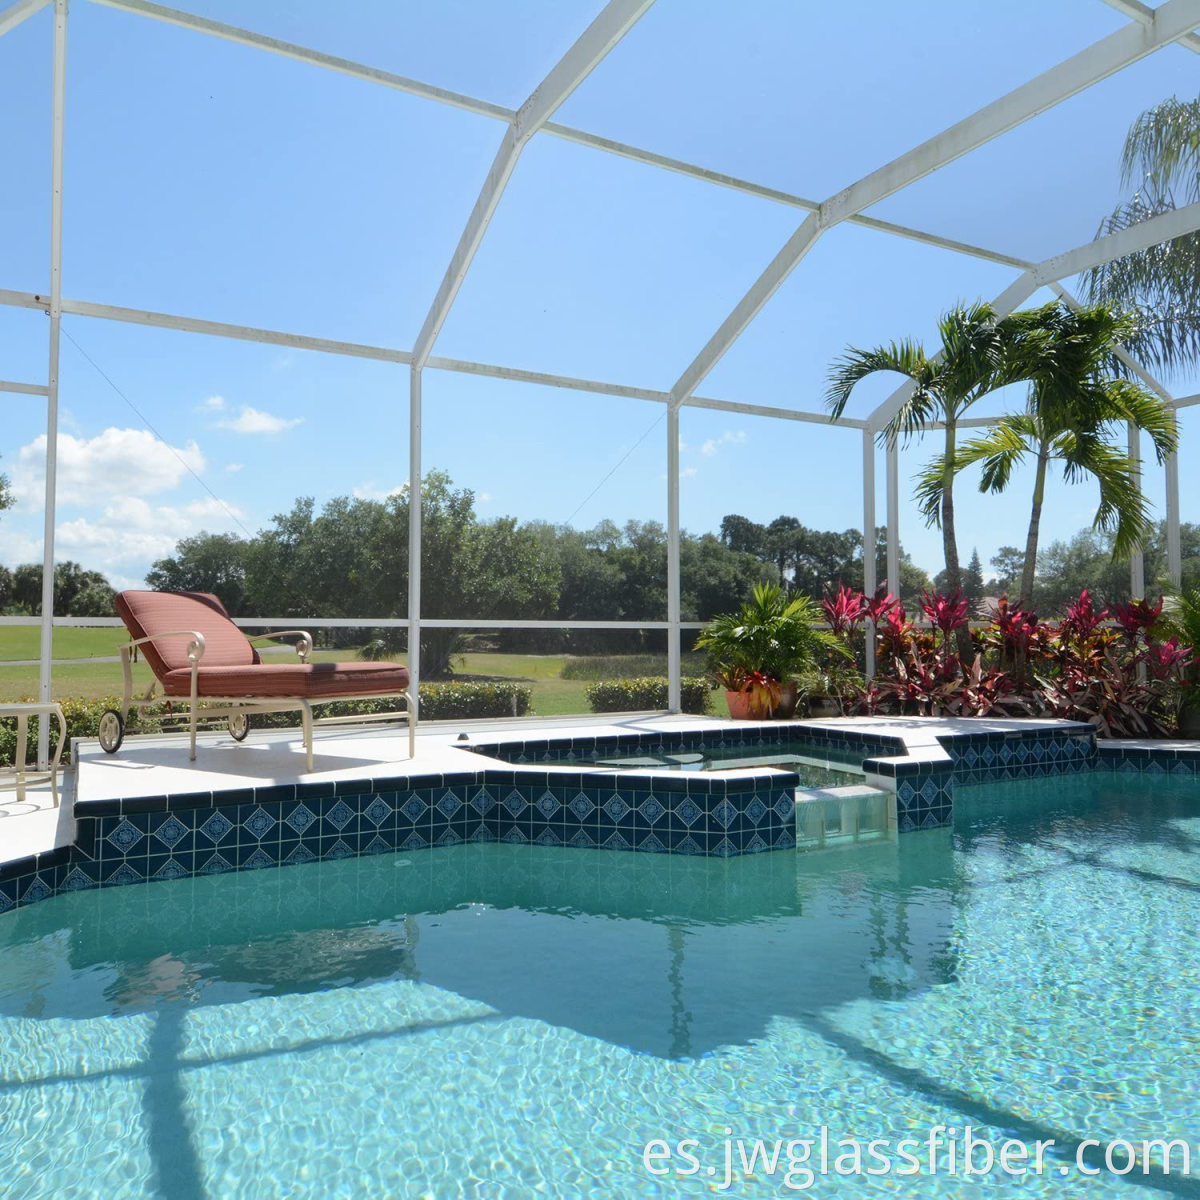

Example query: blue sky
[0,0,1197,594]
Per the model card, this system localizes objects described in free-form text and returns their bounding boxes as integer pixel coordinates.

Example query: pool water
[564,741,864,788]
[0,773,1196,1196]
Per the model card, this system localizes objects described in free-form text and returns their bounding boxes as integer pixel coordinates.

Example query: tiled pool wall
[0,723,1197,914]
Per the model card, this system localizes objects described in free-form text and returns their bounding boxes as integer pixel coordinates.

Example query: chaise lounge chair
[101,590,415,771]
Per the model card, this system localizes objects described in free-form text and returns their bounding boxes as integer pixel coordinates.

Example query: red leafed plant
[821,583,869,635]
[818,581,1191,735]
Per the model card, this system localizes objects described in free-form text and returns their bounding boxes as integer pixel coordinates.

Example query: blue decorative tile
[603,794,629,822]
[199,811,234,844]
[712,800,737,829]
[503,790,527,817]
[285,803,317,834]
[568,792,594,821]
[198,852,233,875]
[400,793,428,823]
[536,790,560,819]
[153,858,189,881]
[106,820,144,854]
[437,790,463,819]
[363,834,392,854]
[568,829,594,847]
[675,798,702,827]
[601,831,631,851]
[470,787,496,815]
[242,807,277,840]
[325,800,356,830]
[363,795,392,825]
[61,867,96,892]
[286,844,316,865]
[106,862,143,886]
[153,815,189,849]
[323,839,354,860]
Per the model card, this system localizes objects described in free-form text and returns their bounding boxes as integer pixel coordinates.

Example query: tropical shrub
[585,677,711,716]
[820,584,1190,737]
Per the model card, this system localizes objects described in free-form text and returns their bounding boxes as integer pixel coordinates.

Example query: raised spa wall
[0,721,1196,916]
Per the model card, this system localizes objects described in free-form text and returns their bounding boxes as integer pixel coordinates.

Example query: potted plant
[696,583,846,719]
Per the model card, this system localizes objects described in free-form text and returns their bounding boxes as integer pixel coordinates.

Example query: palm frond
[1119,95,1200,204]
[823,341,933,421]
[955,418,1037,493]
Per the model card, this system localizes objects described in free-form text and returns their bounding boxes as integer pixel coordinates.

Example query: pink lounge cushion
[161,661,411,700]
[116,590,259,678]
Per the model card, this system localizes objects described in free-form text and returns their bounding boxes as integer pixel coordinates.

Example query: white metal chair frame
[106,628,416,772]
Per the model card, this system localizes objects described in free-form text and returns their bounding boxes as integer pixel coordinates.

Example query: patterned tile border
[1,722,1196,915]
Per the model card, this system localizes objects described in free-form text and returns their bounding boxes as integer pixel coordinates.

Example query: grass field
[0,631,649,716]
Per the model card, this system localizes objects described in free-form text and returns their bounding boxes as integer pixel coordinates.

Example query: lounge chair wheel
[98,709,125,754]
[228,712,251,741]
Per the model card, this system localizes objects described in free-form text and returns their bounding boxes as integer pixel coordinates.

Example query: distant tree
[719,514,767,558]
[989,547,1026,596]
[963,548,985,602]
[147,532,252,615]
[8,561,115,616]
[0,455,12,519]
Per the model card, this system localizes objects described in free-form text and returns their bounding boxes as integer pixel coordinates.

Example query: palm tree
[1085,94,1200,376]
[925,304,1178,611]
[824,302,1029,657]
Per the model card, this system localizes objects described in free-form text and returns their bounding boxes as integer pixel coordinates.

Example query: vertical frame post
[886,440,900,599]
[407,366,422,712]
[1164,435,1182,588]
[38,0,68,767]
[862,430,876,679]
[666,401,681,712]
[1127,421,1145,597]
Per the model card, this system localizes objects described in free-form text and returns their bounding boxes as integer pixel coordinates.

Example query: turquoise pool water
[546,741,865,787]
[0,773,1196,1196]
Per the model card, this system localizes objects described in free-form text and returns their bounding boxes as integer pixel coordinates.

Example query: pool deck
[0,714,1194,872]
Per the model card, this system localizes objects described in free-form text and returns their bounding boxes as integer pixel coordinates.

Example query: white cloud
[218,406,304,435]
[12,428,205,507]
[478,492,494,503]
[198,395,226,412]
[700,430,747,457]
[225,463,245,473]
[352,482,405,502]
[680,466,698,479]
[56,497,244,579]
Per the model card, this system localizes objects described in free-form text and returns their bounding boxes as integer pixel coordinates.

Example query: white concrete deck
[0,713,1112,870]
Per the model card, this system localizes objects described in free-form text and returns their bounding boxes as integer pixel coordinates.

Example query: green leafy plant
[696,582,845,691]
[584,677,710,715]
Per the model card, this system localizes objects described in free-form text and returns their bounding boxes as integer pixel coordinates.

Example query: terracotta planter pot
[725,689,755,720]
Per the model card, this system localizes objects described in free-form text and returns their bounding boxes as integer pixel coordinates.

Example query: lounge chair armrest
[247,630,313,663]
[120,629,206,664]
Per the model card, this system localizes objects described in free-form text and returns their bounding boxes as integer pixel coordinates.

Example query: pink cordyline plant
[1111,596,1163,642]
[821,583,868,635]
[866,589,900,624]
[920,589,969,637]
[1144,637,1193,680]
[1061,589,1108,641]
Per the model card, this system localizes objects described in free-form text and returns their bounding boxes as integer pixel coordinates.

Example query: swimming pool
[550,741,865,788]
[0,770,1194,1195]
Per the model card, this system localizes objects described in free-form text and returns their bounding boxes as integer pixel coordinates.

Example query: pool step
[795,785,895,851]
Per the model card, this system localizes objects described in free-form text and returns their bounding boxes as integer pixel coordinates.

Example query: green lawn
[0,635,606,716]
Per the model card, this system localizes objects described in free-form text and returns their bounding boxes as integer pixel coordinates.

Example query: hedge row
[0,681,532,768]
[584,676,711,715]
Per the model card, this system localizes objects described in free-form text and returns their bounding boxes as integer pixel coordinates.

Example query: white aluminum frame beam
[0,380,49,396]
[667,0,1200,408]
[0,0,48,35]
[862,430,876,678]
[37,0,66,766]
[1098,0,1200,52]
[410,0,653,368]
[88,0,1043,279]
